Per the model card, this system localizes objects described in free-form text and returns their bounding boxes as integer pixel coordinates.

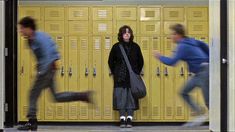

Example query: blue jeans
[180,64,209,113]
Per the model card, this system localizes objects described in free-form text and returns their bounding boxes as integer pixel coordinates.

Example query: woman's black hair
[118,25,134,42]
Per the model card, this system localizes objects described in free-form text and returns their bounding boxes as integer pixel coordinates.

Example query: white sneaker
[183,114,208,127]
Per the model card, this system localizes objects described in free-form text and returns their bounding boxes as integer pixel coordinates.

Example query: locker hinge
[4,103,8,112]
[4,48,8,56]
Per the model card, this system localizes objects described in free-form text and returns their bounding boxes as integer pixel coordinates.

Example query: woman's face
[123,28,131,42]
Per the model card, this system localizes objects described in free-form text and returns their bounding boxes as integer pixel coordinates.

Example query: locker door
[93,21,113,35]
[139,37,150,120]
[163,7,184,21]
[150,37,162,120]
[140,21,161,35]
[187,7,208,21]
[140,7,161,21]
[78,37,90,120]
[92,37,102,120]
[164,22,185,35]
[188,22,208,35]
[45,7,64,20]
[68,7,89,20]
[102,36,114,120]
[163,37,175,120]
[116,7,137,20]
[68,37,79,120]
[45,21,65,35]
[93,7,113,20]
[116,21,137,34]
[69,21,89,35]
[19,6,41,20]
[18,37,32,121]
[55,36,67,120]
[174,62,186,120]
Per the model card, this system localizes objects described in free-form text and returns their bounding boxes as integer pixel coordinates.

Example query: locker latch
[180,67,184,76]
[69,67,72,76]
[156,67,160,76]
[61,66,65,76]
[164,67,168,76]
[85,68,89,76]
[93,68,97,76]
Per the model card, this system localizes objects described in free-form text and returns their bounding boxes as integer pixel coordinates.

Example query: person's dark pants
[119,109,134,117]
[27,66,88,119]
[180,64,209,114]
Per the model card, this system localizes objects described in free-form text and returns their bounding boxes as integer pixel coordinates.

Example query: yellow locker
[116,21,137,34]
[68,7,89,20]
[140,21,161,35]
[163,7,184,21]
[93,7,113,20]
[93,21,113,35]
[92,37,102,120]
[45,21,64,35]
[140,7,161,21]
[68,21,89,35]
[164,22,185,35]
[54,36,67,120]
[19,37,33,121]
[102,36,114,120]
[197,36,209,44]
[187,7,208,21]
[19,6,41,20]
[150,37,162,120]
[163,37,175,120]
[68,37,79,120]
[188,22,208,35]
[174,63,187,120]
[45,7,65,20]
[138,37,150,120]
[78,36,90,120]
[116,7,137,20]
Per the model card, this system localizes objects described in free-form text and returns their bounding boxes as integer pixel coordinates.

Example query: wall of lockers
[18,5,209,122]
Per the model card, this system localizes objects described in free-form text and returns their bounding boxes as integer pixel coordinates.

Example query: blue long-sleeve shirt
[29,31,60,74]
[159,37,209,73]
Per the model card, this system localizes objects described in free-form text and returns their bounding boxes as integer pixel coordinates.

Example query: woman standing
[108,25,144,128]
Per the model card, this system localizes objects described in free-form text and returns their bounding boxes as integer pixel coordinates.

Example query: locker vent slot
[193,25,203,31]
[142,40,148,50]
[193,11,202,18]
[46,106,53,117]
[56,106,63,117]
[81,39,88,50]
[169,11,179,18]
[98,10,108,18]
[74,11,84,17]
[23,106,28,117]
[26,11,36,17]
[95,107,101,116]
[146,25,155,32]
[73,24,84,32]
[81,106,88,116]
[104,105,111,116]
[50,24,60,32]
[70,105,77,117]
[177,106,183,116]
[166,107,172,116]
[145,11,155,17]
[121,11,131,17]
[70,39,77,49]
[153,38,159,50]
[143,106,148,116]
[50,11,60,18]
[153,106,159,116]
[166,40,171,50]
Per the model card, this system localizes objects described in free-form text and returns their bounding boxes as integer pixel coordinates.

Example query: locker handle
[188,72,192,76]
[180,67,184,76]
[20,66,24,75]
[93,68,97,76]
[61,66,65,76]
[156,67,160,76]
[141,70,144,76]
[85,67,89,76]
[69,67,72,76]
[164,67,168,76]
[109,69,112,76]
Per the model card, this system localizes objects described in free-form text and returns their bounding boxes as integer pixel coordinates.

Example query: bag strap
[119,44,133,73]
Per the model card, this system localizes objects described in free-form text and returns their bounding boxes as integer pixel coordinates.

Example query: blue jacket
[29,31,60,74]
[159,37,209,73]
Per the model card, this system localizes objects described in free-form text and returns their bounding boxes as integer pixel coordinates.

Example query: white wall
[0,0,5,130]
[228,0,235,131]
[209,0,221,131]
